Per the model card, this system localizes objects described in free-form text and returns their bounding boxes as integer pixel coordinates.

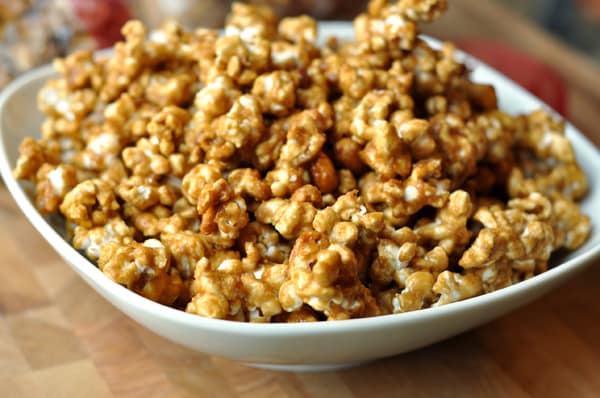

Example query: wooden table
[1,1,600,397]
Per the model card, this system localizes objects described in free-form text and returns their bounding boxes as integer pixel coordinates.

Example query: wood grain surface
[1,1,600,397]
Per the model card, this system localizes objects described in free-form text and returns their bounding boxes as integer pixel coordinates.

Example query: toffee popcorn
[14,0,591,322]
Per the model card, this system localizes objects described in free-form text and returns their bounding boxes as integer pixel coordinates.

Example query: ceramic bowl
[1,22,599,372]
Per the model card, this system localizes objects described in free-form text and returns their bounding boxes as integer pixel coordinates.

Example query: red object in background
[69,0,131,48]
[457,40,568,117]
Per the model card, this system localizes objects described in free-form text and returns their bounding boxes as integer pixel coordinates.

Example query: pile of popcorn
[14,0,591,322]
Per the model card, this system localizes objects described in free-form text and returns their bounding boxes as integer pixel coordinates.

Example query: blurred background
[0,0,599,90]
[499,0,600,60]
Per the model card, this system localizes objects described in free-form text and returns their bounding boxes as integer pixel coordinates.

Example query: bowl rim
[1,22,599,337]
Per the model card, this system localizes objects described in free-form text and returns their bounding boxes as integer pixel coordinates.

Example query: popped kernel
[34,164,78,214]
[60,179,119,228]
[186,252,245,319]
[360,159,450,226]
[255,198,316,240]
[278,15,317,44]
[73,217,135,260]
[459,193,557,291]
[251,71,297,116]
[414,190,473,256]
[161,231,209,282]
[433,270,481,306]
[265,167,309,198]
[227,168,271,201]
[122,138,170,177]
[99,239,185,305]
[279,231,379,320]
[393,271,434,312]
[14,137,52,180]
[146,106,189,156]
[194,73,241,118]
[212,94,264,154]
[276,109,326,168]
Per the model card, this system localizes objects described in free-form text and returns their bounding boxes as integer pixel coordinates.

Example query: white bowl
[1,22,599,372]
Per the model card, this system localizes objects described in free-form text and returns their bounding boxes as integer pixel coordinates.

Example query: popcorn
[146,106,189,156]
[360,159,450,226]
[359,118,412,179]
[255,198,316,240]
[252,117,288,171]
[100,20,147,102]
[278,15,318,44]
[73,217,135,260]
[211,94,264,159]
[160,231,209,281]
[276,109,326,168]
[115,176,161,211]
[145,71,194,107]
[215,35,270,86]
[251,71,297,116]
[38,82,97,122]
[14,0,591,322]
[225,2,277,42]
[459,194,556,291]
[53,50,101,91]
[122,138,170,177]
[186,251,245,319]
[429,113,485,188]
[60,179,119,228]
[265,167,309,198]
[238,221,291,265]
[194,73,241,118]
[35,164,78,214]
[433,270,481,306]
[290,184,323,207]
[14,137,52,180]
[508,110,588,201]
[270,39,316,70]
[394,271,434,312]
[98,239,185,305]
[549,196,590,250]
[414,190,473,256]
[227,168,271,201]
[334,137,367,174]
[279,231,379,320]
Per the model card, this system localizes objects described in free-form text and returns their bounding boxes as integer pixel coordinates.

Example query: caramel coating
[98,239,185,305]
[14,0,591,322]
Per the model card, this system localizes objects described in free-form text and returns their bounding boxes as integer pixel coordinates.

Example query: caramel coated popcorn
[15,0,591,322]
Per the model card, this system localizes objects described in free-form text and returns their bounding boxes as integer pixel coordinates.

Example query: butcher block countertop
[1,1,600,397]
